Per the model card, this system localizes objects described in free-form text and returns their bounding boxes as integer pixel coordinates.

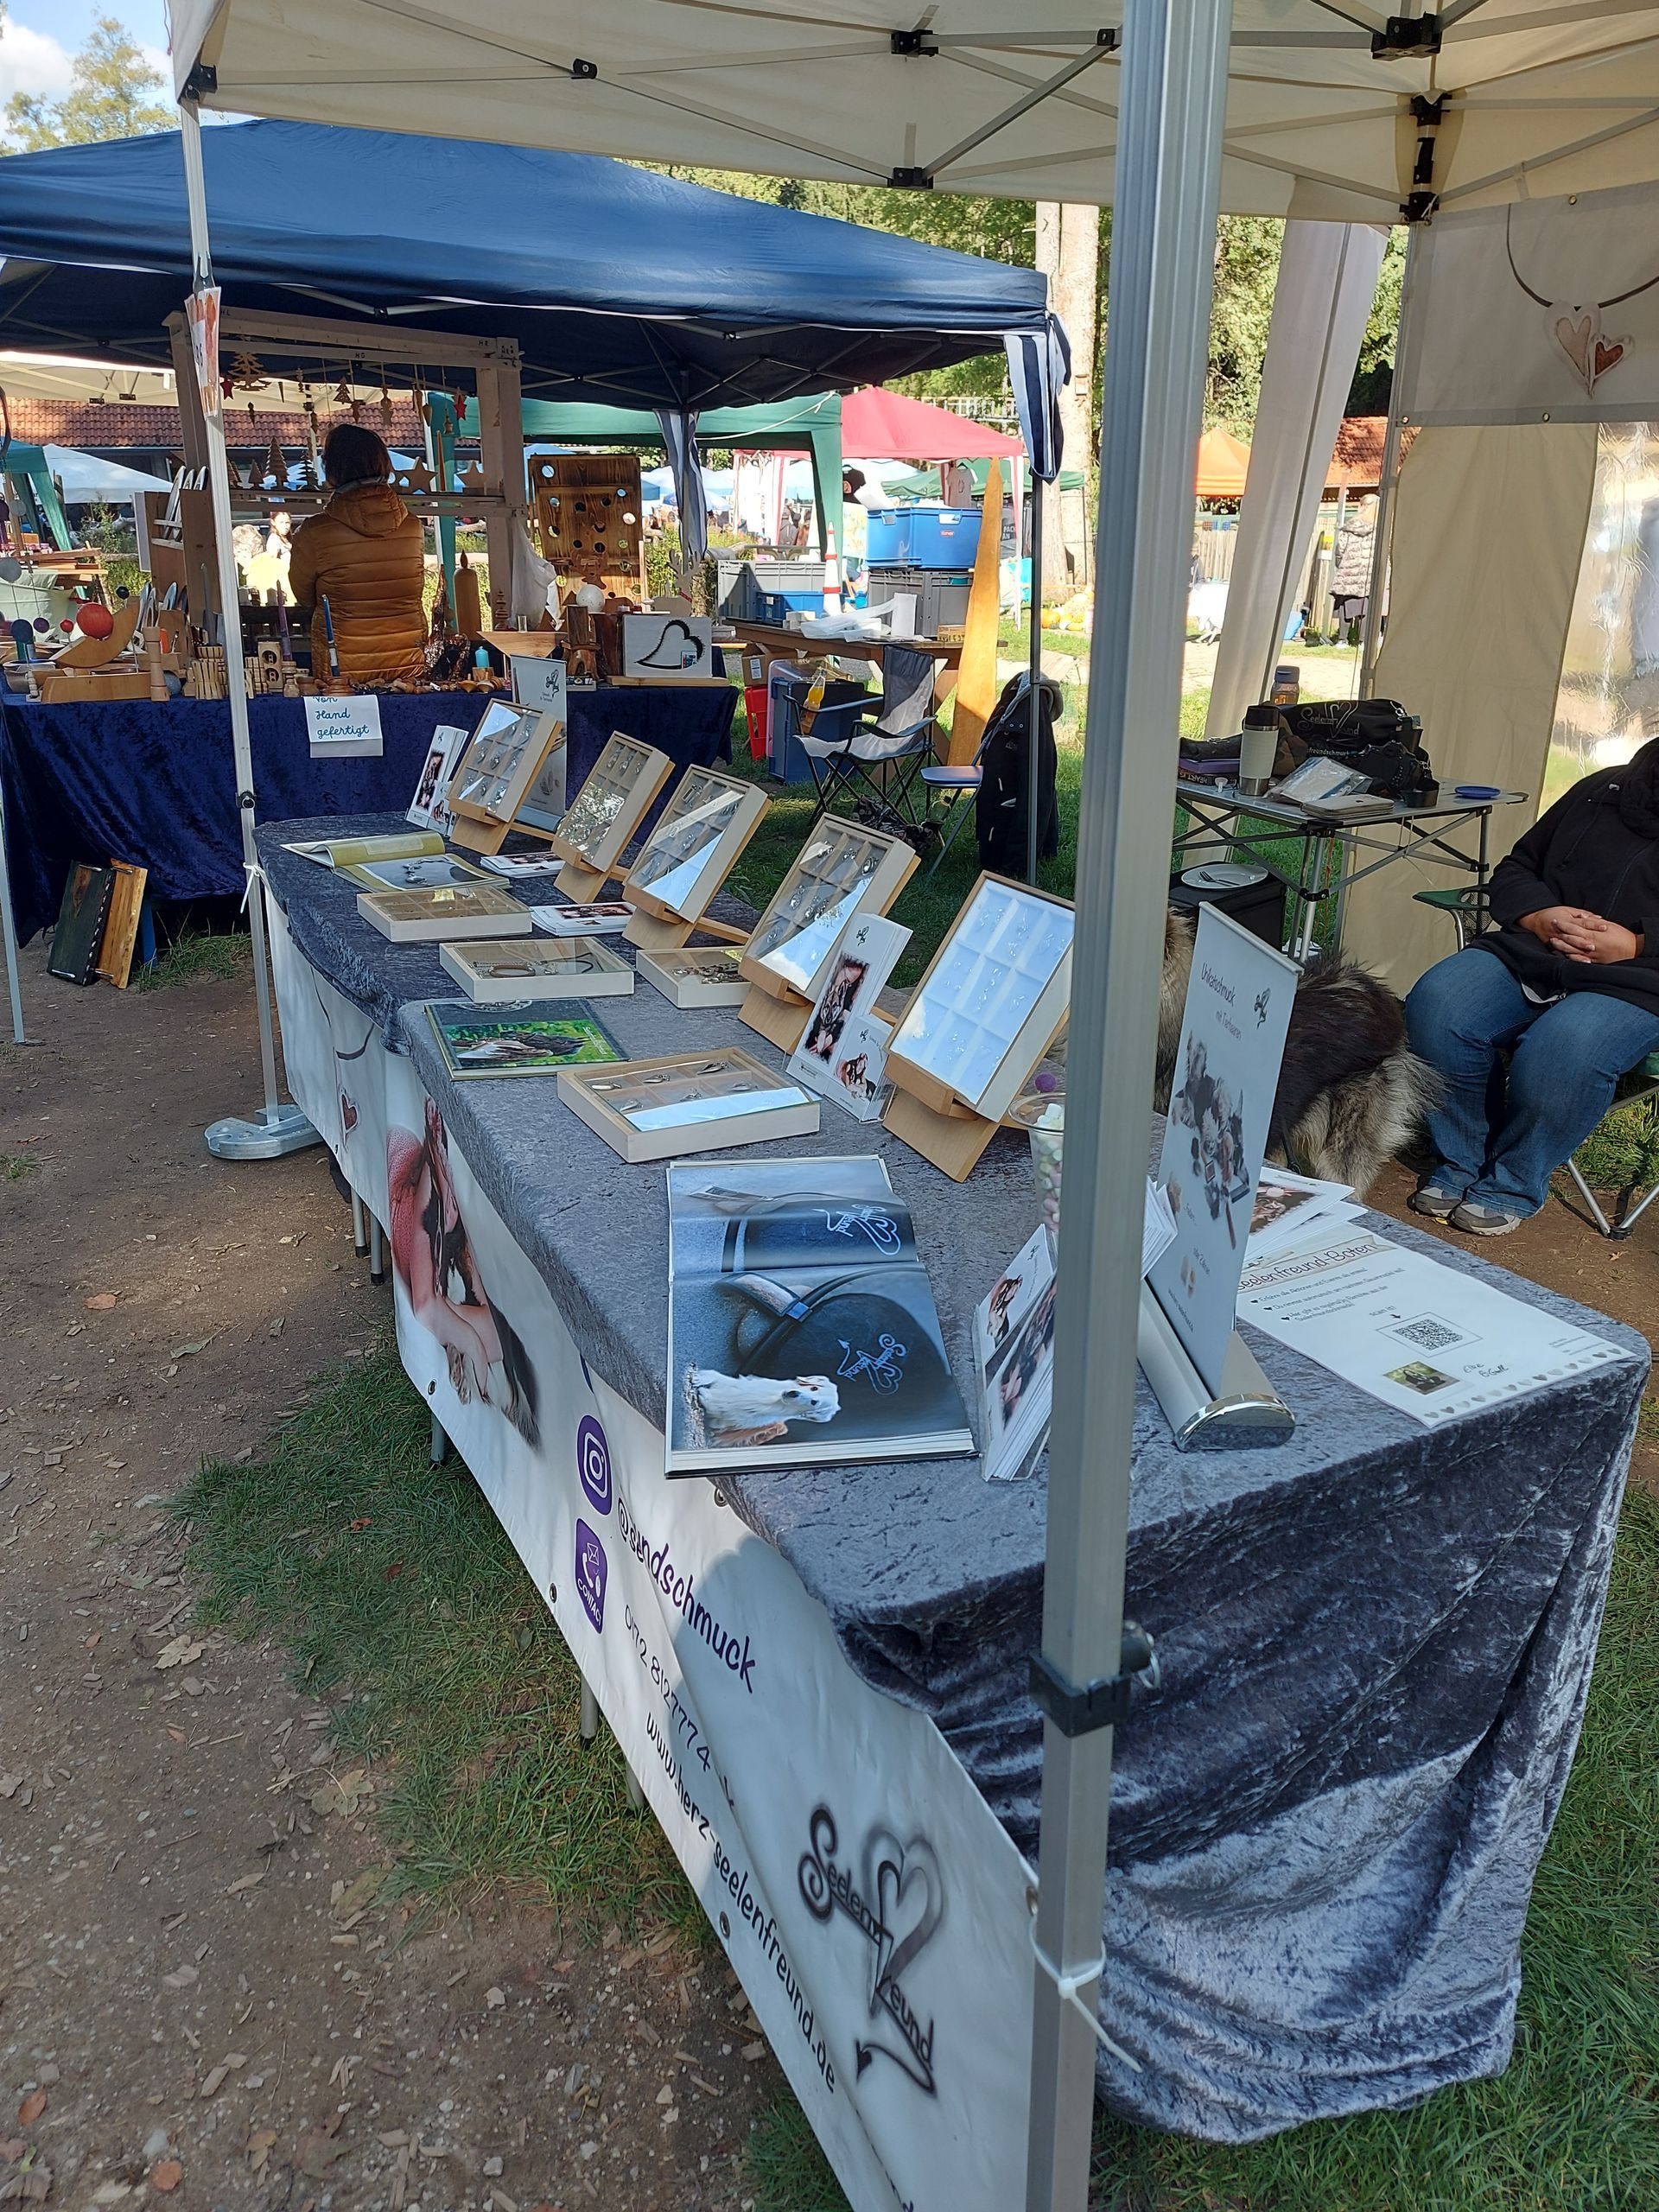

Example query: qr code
[1389,1314,1468,1353]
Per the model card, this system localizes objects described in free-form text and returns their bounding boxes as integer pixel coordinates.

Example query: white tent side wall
[1205,221,1386,742]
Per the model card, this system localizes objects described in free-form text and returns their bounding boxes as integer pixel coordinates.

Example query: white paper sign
[305,694,384,758]
[511,653,569,716]
[621,612,713,677]
[1147,906,1297,1395]
[1237,1224,1626,1426]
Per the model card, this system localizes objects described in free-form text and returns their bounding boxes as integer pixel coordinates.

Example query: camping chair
[1416,887,1659,1238]
[799,645,939,846]
[918,727,994,880]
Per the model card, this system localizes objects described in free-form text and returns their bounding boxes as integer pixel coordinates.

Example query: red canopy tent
[839,385,1023,461]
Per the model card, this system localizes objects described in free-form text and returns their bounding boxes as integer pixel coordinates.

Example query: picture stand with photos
[736,820,918,1053]
[880,874,1077,1181]
[445,702,566,856]
[543,731,673,898]
[620,766,766,952]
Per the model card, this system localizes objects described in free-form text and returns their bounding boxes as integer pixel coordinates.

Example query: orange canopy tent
[1195,423,1250,499]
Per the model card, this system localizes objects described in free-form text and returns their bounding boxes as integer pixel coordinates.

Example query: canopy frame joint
[1029,1624,1160,1739]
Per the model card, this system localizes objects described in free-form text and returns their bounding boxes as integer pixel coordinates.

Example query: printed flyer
[1147,905,1297,1393]
[1237,1224,1625,1425]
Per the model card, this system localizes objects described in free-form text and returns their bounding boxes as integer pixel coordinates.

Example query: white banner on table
[269,912,1039,2212]
[1237,1224,1625,1426]
[305,693,385,758]
[1148,906,1297,1394]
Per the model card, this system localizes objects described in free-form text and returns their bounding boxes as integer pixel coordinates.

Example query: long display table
[256,813,1647,2204]
[0,685,735,942]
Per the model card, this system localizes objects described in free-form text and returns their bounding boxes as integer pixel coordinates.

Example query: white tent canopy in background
[174,2,1659,216]
[42,445,170,502]
[1205,219,1388,741]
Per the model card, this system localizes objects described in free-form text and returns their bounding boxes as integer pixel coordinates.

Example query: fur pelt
[1158,909,1437,1195]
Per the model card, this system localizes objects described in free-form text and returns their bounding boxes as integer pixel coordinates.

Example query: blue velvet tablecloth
[257,813,1649,2143]
[0,684,735,943]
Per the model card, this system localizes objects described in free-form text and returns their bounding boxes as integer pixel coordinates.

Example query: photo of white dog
[686,1368,841,1449]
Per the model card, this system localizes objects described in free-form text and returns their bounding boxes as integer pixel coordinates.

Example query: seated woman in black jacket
[1405,741,1659,1235]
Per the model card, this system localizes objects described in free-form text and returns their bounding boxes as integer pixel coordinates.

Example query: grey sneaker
[1450,1201,1522,1236]
[1408,1185,1464,1221]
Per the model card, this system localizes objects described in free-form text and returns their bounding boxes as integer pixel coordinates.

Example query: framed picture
[338,852,493,893]
[740,822,917,1004]
[426,1004,625,1080]
[882,874,1075,1179]
[437,936,635,1002]
[620,612,714,677]
[557,1047,818,1163]
[620,766,767,943]
[448,702,563,831]
[548,732,673,888]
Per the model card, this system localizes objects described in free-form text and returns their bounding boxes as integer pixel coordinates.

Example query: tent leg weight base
[204,1102,322,1161]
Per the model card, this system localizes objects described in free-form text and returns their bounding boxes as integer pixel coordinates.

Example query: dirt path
[0,945,770,2212]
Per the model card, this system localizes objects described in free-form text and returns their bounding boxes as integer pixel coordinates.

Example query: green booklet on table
[425,1004,626,1080]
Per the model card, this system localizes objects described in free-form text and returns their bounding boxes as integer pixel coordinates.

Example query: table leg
[580,1679,599,1744]
[429,1413,450,1466]
[625,1764,645,1813]
[369,1213,386,1287]
[350,1189,368,1259]
[0,778,34,1046]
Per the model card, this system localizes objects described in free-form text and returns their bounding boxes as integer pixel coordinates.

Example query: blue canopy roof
[0,119,1046,411]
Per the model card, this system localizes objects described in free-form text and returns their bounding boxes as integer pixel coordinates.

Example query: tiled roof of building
[9,397,429,451]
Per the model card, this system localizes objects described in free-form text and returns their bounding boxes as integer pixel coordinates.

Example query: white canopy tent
[41,445,171,502]
[168,5,1659,2209]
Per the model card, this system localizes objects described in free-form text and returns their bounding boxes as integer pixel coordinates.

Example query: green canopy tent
[884,455,1084,500]
[458,391,842,556]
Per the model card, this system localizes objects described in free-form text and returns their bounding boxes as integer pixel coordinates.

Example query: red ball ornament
[59,615,74,632]
[74,601,114,640]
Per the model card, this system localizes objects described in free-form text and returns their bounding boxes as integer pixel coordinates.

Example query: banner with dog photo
[264,932,1041,2212]
[1149,906,1297,1393]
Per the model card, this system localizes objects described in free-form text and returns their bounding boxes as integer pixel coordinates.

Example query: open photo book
[664,1155,973,1475]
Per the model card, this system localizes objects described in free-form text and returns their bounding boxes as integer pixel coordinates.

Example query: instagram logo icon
[575,1414,613,1516]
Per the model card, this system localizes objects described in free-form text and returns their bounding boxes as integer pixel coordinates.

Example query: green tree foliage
[3,13,174,151]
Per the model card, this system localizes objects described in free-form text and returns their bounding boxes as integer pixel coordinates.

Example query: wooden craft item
[531,453,645,597]
[143,626,167,701]
[54,594,142,671]
[738,822,917,1052]
[944,460,1005,764]
[880,871,1074,1181]
[38,668,151,703]
[620,766,767,950]
[97,861,149,988]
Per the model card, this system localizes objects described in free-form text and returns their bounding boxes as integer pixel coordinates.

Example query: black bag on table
[976,671,1063,872]
[1277,697,1438,804]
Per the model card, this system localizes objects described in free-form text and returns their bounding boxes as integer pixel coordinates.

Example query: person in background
[1405,737,1659,1234]
[288,424,426,683]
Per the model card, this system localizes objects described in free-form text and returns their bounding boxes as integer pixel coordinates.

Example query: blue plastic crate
[865,506,982,568]
[767,667,871,785]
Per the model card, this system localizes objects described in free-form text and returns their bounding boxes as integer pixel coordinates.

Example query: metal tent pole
[179,98,319,1161]
[1027,475,1045,886]
[1023,1,1233,2207]
[1357,225,1423,696]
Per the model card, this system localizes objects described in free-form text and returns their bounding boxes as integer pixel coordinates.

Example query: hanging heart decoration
[1548,304,1599,391]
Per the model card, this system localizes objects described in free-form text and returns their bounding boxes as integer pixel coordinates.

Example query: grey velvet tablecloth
[258,815,1649,2142]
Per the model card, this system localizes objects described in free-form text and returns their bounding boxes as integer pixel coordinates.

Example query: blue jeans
[1405,950,1659,1217]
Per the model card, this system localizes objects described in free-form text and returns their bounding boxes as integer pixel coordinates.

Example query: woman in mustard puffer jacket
[289,424,428,685]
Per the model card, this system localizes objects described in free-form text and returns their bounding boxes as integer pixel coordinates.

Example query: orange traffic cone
[822,527,843,613]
